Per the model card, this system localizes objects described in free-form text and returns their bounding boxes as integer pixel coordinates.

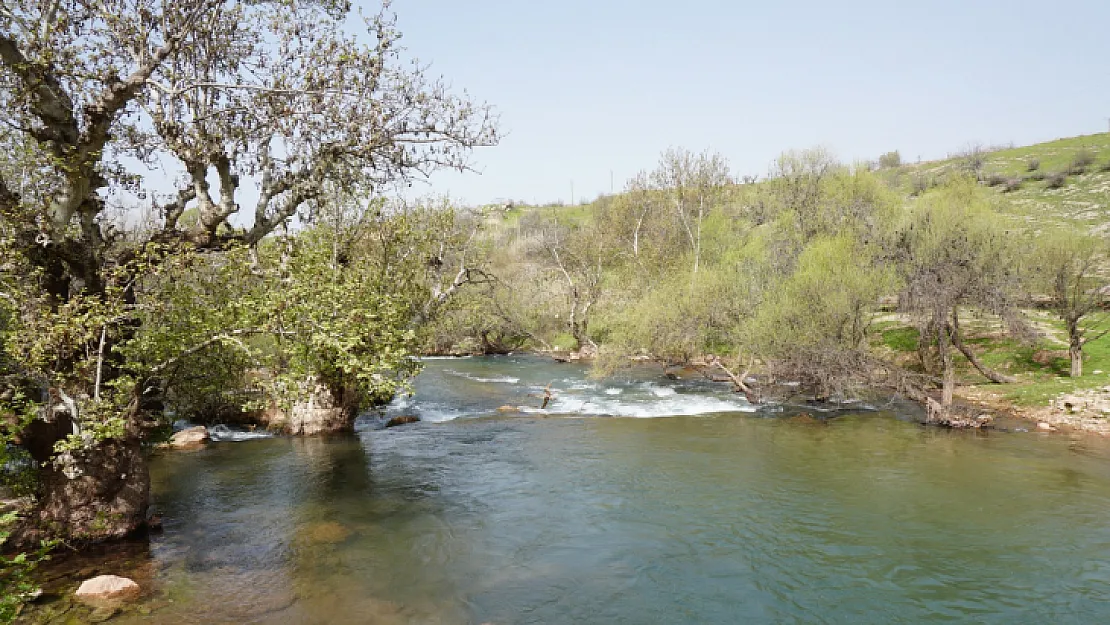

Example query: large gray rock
[169,426,209,448]
[257,378,359,435]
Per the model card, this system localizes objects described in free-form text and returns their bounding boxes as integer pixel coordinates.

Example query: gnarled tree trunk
[950,309,1016,384]
[256,377,361,435]
[1067,318,1083,378]
[14,434,148,547]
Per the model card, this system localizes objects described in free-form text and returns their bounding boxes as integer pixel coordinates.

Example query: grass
[872,309,1110,408]
[882,132,1110,233]
[501,131,1110,413]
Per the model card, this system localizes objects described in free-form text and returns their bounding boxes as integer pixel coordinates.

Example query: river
[50,355,1110,623]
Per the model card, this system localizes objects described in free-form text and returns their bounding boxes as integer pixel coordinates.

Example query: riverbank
[23,357,1110,624]
[875,310,1110,436]
[421,344,1110,435]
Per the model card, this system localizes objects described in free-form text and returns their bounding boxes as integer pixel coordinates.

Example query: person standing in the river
[529,383,554,409]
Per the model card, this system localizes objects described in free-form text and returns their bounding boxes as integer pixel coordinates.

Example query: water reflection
[47,357,1110,624]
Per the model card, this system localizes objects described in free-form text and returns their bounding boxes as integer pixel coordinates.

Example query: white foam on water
[445,370,521,384]
[415,405,470,423]
[604,388,623,396]
[209,424,274,442]
[518,394,756,418]
[420,355,474,360]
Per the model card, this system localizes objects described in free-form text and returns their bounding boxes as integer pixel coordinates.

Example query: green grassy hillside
[476,133,1110,417]
[883,133,1110,232]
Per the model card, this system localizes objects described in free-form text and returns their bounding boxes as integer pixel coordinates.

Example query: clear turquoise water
[110,356,1110,624]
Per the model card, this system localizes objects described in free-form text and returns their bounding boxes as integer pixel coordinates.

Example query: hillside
[882,132,1110,232]
[498,132,1110,235]
[464,133,1110,429]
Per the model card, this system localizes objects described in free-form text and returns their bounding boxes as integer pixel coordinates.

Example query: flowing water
[44,355,1110,623]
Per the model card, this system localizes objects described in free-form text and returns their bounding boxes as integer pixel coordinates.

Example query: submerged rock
[496,405,519,413]
[88,606,120,622]
[300,521,352,544]
[169,426,209,448]
[385,415,420,428]
[75,575,140,605]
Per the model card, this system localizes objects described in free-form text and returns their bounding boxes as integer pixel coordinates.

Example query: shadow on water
[49,434,468,625]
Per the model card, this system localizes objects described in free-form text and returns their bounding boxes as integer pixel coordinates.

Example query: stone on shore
[169,426,209,448]
[75,575,140,604]
[1036,422,1057,432]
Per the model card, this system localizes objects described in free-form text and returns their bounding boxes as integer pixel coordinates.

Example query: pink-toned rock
[1036,422,1056,432]
[170,426,209,448]
[75,575,140,603]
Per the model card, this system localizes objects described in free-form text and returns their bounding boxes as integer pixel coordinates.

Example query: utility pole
[570,180,575,205]
[610,170,614,194]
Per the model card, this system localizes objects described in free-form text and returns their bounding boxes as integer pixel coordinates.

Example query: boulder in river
[1037,421,1057,432]
[75,575,140,605]
[169,426,209,448]
[385,415,420,428]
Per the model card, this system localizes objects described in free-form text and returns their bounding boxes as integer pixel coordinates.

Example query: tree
[540,210,614,352]
[1034,228,1110,377]
[896,180,1020,413]
[878,150,902,169]
[0,0,497,543]
[748,234,896,400]
[626,148,732,288]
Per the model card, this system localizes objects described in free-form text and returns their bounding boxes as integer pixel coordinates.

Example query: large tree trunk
[16,438,149,546]
[1068,319,1083,377]
[256,377,361,435]
[937,323,955,407]
[949,310,1017,384]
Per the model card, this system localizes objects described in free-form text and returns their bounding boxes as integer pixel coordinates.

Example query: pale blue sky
[385,0,1109,206]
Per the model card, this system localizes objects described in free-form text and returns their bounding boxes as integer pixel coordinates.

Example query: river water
[86,355,1110,623]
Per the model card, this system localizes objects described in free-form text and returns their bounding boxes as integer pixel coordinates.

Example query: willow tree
[1033,228,1110,377]
[0,0,496,543]
[896,180,1020,415]
[625,148,732,287]
[748,234,896,401]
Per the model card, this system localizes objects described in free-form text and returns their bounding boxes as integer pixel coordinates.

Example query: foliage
[0,512,54,622]
[0,0,499,540]
[1031,228,1110,376]
[878,151,902,169]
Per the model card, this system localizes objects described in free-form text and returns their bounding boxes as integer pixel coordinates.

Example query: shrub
[1001,178,1022,193]
[878,150,902,169]
[1027,159,1040,172]
[1073,149,1096,168]
[985,173,1007,187]
[958,144,987,176]
[1045,172,1068,189]
[1024,171,1046,182]
[1,512,56,622]
[1100,161,1110,173]
[1069,150,1095,175]
[911,175,933,196]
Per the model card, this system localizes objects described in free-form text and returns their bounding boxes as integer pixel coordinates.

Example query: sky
[376,0,1110,206]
